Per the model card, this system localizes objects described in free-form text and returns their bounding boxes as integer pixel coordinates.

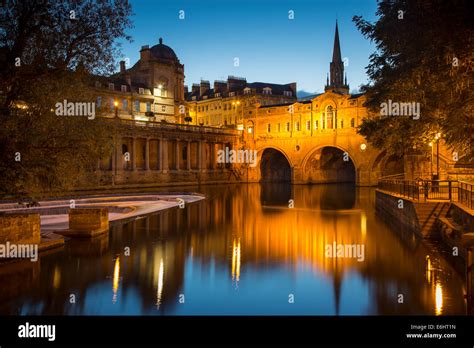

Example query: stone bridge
[243,128,402,187]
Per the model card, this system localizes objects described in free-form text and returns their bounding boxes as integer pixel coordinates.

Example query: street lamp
[429,142,433,178]
[435,132,441,179]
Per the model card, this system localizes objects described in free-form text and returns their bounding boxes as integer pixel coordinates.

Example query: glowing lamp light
[247,127,253,134]
[237,124,244,131]
[429,142,433,147]
[158,84,163,89]
[360,143,367,151]
[114,101,118,107]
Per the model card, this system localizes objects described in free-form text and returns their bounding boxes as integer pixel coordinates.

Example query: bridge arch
[302,145,358,183]
[257,146,293,182]
[370,150,405,179]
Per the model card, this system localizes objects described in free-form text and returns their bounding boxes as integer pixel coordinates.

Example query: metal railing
[459,181,474,209]
[378,179,474,210]
[101,117,241,136]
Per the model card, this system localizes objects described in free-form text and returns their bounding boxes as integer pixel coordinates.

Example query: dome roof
[150,38,178,61]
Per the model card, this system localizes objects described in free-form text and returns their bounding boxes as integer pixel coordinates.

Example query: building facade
[184,76,297,128]
[93,37,185,124]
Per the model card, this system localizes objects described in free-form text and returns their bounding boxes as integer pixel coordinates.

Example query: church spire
[332,20,342,63]
[325,20,349,94]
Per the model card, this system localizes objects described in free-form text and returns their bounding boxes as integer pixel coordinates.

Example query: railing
[103,117,241,136]
[459,181,474,209]
[121,119,241,135]
[378,179,474,210]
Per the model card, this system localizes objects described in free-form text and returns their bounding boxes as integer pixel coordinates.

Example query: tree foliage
[0,0,133,198]
[353,0,473,159]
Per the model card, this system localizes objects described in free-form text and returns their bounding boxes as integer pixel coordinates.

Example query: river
[0,184,466,315]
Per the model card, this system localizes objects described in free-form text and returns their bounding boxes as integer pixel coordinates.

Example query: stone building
[184,76,297,128]
[93,37,185,124]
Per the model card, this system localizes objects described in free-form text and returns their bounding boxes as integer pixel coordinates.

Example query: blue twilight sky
[119,0,378,94]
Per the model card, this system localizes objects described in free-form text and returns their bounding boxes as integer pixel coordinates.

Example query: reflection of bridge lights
[156,258,164,309]
[232,238,241,285]
[426,256,432,283]
[360,212,367,240]
[435,281,443,315]
[53,266,61,289]
[112,257,120,304]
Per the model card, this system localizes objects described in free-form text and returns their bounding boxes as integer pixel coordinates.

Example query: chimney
[227,76,246,93]
[200,80,210,96]
[120,60,126,73]
[192,83,200,95]
[214,80,227,94]
[140,45,150,61]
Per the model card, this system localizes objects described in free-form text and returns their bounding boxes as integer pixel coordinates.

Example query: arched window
[326,105,334,129]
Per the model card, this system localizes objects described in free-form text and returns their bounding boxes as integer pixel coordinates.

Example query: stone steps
[414,202,450,238]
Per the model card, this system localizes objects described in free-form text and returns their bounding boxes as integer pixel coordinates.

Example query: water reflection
[0,184,467,315]
[112,257,120,304]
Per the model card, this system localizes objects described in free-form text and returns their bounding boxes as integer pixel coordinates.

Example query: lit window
[122,99,128,110]
[134,100,140,112]
[326,105,334,129]
[139,88,145,94]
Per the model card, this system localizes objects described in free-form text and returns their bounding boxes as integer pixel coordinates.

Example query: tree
[0,0,133,198]
[353,0,473,160]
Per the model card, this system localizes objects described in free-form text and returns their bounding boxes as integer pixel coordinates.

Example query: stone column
[210,143,215,170]
[187,141,191,171]
[162,138,169,173]
[198,141,203,171]
[115,137,122,171]
[145,138,150,170]
[131,137,137,171]
[175,140,180,171]
[159,137,163,172]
